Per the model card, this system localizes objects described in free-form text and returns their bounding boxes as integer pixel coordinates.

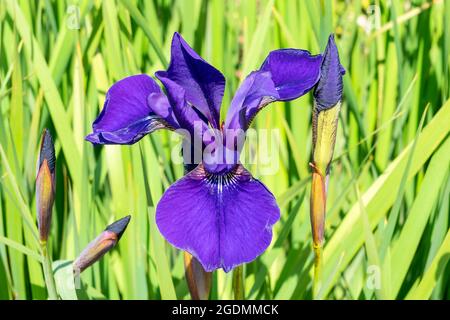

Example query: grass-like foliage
[0,0,449,299]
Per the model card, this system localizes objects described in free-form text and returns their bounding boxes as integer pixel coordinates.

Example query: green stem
[313,244,323,299]
[41,242,58,300]
[232,265,245,300]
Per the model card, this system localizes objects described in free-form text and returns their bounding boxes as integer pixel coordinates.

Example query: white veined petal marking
[204,169,240,192]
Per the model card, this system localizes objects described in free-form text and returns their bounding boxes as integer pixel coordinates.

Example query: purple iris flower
[86,32,324,272]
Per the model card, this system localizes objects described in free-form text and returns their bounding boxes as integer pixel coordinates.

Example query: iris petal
[224,71,279,131]
[159,32,226,128]
[156,73,208,139]
[156,74,210,168]
[156,164,280,272]
[260,49,323,100]
[225,49,322,132]
[86,74,178,145]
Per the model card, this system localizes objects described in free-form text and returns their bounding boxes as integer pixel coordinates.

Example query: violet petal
[225,49,322,132]
[159,32,226,128]
[156,164,280,272]
[86,74,178,145]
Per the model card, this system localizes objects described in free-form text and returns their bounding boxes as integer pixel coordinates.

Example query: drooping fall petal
[260,49,323,101]
[156,164,280,272]
[225,49,322,132]
[86,75,179,145]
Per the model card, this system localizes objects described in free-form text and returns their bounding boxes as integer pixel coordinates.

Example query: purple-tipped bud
[104,215,130,240]
[36,129,56,243]
[314,34,345,112]
[310,35,345,255]
[73,215,131,274]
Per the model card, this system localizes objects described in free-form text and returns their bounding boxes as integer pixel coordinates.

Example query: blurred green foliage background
[0,0,449,299]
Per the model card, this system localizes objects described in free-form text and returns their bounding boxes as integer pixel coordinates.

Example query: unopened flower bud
[310,34,345,248]
[73,215,131,274]
[314,34,345,113]
[36,129,56,243]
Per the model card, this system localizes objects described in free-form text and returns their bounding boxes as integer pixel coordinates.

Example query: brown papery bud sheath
[184,252,212,300]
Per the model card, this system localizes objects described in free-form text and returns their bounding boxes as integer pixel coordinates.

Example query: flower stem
[310,170,326,245]
[312,244,323,299]
[310,165,327,299]
[41,241,58,300]
[232,265,245,300]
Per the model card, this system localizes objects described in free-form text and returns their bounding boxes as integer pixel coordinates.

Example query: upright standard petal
[156,164,280,272]
[86,74,179,145]
[160,32,226,128]
[156,73,210,167]
[225,49,322,132]
[156,73,208,138]
[224,71,279,131]
[313,34,346,112]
